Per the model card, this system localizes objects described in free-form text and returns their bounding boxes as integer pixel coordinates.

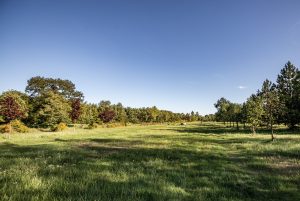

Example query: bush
[52,122,67,132]
[87,122,98,129]
[0,124,10,133]
[11,120,29,133]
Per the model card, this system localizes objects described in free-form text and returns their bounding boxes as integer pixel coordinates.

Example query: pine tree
[276,61,299,129]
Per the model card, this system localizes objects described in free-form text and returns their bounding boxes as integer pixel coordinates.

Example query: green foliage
[148,106,159,122]
[229,103,242,129]
[52,122,68,132]
[258,79,280,137]
[78,103,99,124]
[214,97,230,123]
[26,76,83,100]
[112,103,127,125]
[33,91,71,128]
[215,61,300,133]
[11,120,29,133]
[276,61,300,128]
[1,76,204,130]
[246,94,264,134]
[125,107,141,123]
[214,98,241,129]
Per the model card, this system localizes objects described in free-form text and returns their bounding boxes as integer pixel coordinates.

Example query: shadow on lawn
[159,123,300,136]
[0,136,299,201]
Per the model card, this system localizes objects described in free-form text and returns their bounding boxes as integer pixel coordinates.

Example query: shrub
[52,122,67,132]
[0,124,10,133]
[87,122,98,129]
[11,120,29,133]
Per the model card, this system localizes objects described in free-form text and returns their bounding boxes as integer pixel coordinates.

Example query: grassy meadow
[0,122,299,201]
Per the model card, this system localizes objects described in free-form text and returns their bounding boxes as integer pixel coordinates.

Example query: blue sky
[1,0,300,114]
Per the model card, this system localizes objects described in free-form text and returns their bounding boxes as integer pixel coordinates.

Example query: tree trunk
[252,126,256,135]
[271,123,275,141]
[236,121,239,130]
[8,121,12,139]
[73,121,76,132]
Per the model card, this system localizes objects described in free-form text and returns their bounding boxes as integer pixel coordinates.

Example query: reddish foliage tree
[0,96,26,122]
[99,109,116,123]
[70,98,81,123]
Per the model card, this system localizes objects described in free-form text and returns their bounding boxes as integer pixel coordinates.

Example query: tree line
[214,61,300,140]
[0,76,212,133]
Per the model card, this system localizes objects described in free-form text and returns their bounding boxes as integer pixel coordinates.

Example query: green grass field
[0,122,299,201]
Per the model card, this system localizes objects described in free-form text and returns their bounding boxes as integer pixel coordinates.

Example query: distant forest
[0,76,212,133]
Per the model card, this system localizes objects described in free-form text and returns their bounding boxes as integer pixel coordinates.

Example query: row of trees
[215,61,300,140]
[0,76,210,132]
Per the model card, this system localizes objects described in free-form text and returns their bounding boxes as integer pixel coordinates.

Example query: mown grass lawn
[0,122,299,201]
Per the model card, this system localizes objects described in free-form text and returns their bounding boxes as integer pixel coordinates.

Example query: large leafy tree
[214,97,231,125]
[0,91,28,132]
[33,91,71,128]
[245,94,264,134]
[276,61,299,129]
[26,76,83,100]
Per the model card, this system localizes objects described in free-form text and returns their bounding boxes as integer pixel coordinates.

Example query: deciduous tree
[33,91,71,128]
[258,79,280,140]
[99,109,116,123]
[0,91,28,133]
[26,76,83,100]
[245,94,264,134]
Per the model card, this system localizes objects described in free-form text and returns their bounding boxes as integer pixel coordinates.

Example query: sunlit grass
[0,122,299,201]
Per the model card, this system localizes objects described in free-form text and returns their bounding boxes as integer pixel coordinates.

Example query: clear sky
[1,0,300,114]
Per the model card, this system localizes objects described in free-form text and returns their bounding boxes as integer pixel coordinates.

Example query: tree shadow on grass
[158,123,300,136]
[0,138,299,201]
